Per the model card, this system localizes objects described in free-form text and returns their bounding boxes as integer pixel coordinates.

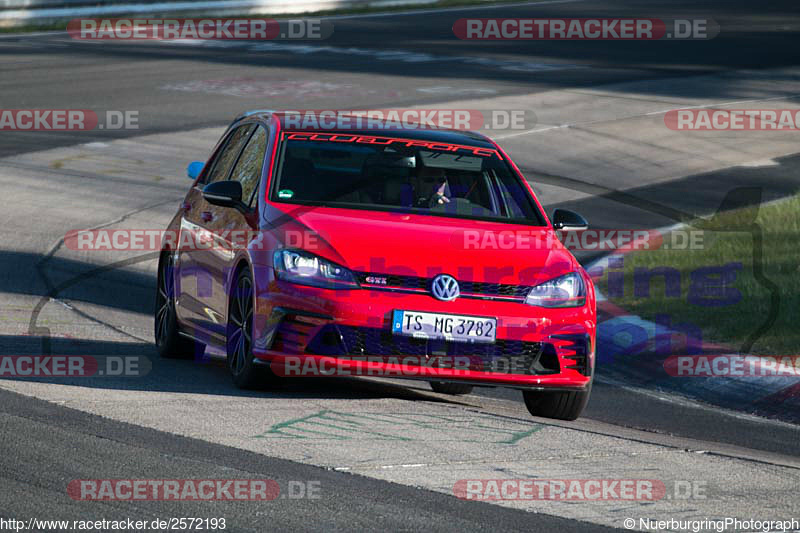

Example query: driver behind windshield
[416,166,451,207]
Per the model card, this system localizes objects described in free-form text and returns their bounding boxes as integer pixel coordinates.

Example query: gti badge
[431,274,460,301]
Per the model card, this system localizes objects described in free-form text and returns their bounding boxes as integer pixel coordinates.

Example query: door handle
[201,211,213,222]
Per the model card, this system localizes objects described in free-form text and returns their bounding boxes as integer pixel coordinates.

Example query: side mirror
[203,180,246,211]
[552,209,588,231]
[187,161,204,180]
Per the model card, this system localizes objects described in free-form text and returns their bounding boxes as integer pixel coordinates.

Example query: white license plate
[391,310,497,344]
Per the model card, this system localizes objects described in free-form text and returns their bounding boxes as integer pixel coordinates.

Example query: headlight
[273,249,359,289]
[525,272,585,307]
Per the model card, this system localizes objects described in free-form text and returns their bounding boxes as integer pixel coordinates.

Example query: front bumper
[252,281,595,389]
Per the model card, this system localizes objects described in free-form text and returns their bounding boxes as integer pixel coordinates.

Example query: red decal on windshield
[283,131,500,158]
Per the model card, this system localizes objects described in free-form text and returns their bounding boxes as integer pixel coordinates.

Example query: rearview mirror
[552,209,588,231]
[187,161,204,180]
[203,180,245,211]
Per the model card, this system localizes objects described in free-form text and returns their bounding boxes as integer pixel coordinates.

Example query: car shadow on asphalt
[0,250,158,316]
[0,334,473,405]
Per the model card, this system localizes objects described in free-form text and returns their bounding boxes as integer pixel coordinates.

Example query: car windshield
[271,132,545,224]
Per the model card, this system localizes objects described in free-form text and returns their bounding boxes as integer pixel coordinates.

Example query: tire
[429,381,474,395]
[155,252,205,359]
[522,383,592,421]
[226,268,271,389]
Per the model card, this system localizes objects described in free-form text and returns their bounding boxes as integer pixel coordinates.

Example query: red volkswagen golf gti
[155,111,596,420]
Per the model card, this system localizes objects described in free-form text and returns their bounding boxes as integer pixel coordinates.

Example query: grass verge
[596,193,800,355]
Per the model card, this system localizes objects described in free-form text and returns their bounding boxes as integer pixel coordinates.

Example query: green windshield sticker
[278,189,294,199]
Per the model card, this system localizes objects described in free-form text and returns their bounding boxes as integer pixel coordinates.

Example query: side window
[230,126,268,206]
[204,125,254,184]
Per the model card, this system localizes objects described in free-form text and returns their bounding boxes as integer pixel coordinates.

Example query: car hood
[269,205,579,286]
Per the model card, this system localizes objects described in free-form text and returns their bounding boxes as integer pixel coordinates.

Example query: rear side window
[230,126,268,206]
[204,124,254,184]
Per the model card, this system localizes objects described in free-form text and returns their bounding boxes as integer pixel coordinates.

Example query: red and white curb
[587,246,800,420]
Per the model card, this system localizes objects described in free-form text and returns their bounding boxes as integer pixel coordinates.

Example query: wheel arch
[225,255,255,327]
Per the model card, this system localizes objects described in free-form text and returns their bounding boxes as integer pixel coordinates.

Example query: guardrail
[0,0,439,27]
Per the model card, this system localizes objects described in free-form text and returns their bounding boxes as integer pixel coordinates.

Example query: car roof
[232,109,496,149]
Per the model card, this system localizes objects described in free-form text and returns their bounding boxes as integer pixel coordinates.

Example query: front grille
[306,325,559,375]
[355,272,530,299]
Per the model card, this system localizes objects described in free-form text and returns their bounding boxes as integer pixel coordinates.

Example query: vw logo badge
[431,274,460,301]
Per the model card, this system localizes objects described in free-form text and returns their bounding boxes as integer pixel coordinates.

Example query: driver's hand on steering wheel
[431,181,450,205]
